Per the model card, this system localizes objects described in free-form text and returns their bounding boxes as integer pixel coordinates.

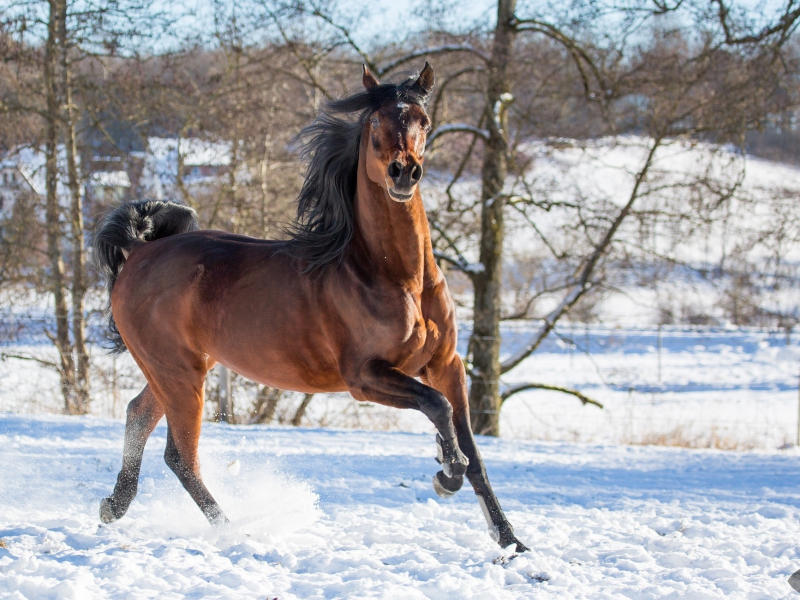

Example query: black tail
[94,200,199,352]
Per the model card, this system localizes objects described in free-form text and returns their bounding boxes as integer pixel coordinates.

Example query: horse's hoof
[435,434,469,479]
[447,448,469,478]
[432,470,463,498]
[99,497,118,524]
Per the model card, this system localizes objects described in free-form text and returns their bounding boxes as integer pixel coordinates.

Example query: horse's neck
[352,162,434,288]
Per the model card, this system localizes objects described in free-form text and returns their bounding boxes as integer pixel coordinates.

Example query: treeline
[1,0,800,434]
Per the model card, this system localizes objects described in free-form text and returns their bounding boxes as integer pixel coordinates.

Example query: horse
[93,62,528,553]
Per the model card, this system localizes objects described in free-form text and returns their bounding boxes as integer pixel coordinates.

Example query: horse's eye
[371,118,379,131]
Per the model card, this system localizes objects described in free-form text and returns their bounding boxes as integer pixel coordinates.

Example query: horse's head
[362,63,434,203]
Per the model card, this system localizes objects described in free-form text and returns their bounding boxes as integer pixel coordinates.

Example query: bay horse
[94,63,527,552]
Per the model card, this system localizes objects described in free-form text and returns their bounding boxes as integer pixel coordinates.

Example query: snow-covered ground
[1,414,800,598]
[497,324,800,449]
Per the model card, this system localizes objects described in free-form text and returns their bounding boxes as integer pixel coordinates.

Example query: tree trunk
[59,14,90,415]
[250,386,283,424]
[218,364,232,423]
[468,0,517,436]
[290,394,314,427]
[44,0,77,414]
[175,123,196,209]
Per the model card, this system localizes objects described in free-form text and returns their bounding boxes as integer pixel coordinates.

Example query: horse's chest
[371,292,437,362]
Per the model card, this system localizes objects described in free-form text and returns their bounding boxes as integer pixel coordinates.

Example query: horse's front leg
[351,359,469,478]
[424,355,529,553]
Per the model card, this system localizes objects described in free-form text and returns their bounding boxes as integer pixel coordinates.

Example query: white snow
[497,324,800,449]
[511,137,800,294]
[0,145,76,204]
[1,414,800,598]
[429,137,800,331]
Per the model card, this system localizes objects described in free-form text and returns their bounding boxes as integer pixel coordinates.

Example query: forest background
[2,0,800,442]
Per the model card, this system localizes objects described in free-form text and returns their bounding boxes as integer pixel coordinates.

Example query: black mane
[280,74,431,272]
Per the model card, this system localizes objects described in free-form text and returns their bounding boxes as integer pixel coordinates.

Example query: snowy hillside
[429,136,800,328]
[1,415,799,598]
[510,136,800,262]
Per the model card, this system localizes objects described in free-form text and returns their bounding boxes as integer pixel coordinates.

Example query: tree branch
[432,250,485,277]
[377,45,490,76]
[500,280,576,321]
[711,0,800,45]
[500,136,664,374]
[307,6,377,72]
[0,352,59,371]
[515,18,609,100]
[426,123,489,148]
[429,219,481,278]
[501,382,603,408]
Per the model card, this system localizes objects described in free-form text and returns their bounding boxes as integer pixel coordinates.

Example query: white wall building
[144,137,231,199]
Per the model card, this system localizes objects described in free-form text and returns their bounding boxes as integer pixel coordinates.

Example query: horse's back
[113,230,286,313]
[112,229,346,392]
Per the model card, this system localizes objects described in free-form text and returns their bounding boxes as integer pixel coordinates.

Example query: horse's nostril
[387,161,403,180]
[410,164,423,182]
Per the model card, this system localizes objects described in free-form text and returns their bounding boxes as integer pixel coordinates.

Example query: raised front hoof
[99,497,123,524]
[435,434,469,479]
[432,470,464,498]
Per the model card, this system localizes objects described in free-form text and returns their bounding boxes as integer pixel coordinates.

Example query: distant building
[88,169,131,203]
[0,148,54,217]
[0,136,233,215]
[144,137,231,199]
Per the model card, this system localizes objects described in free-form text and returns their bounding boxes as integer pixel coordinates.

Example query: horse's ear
[363,65,380,90]
[412,61,435,95]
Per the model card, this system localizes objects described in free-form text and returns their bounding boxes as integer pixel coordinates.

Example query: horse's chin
[387,188,414,202]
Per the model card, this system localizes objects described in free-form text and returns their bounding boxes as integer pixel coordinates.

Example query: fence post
[657,324,662,384]
[218,364,232,424]
[112,354,119,418]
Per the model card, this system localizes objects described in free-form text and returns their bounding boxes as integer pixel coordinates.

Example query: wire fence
[2,313,798,449]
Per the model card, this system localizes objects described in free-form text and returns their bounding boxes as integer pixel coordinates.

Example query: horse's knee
[419,389,452,423]
[438,395,454,419]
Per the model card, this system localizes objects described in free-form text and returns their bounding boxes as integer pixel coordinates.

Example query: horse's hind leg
[156,378,228,526]
[100,385,164,523]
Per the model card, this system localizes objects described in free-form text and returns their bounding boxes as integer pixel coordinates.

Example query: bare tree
[1,0,160,413]
[282,0,800,435]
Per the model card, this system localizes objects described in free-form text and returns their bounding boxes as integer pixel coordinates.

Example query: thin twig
[501,381,603,408]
